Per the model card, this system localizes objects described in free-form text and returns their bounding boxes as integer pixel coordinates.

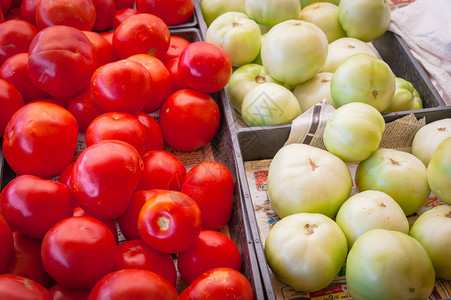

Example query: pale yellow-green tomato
[245,0,301,27]
[200,0,246,26]
[383,77,423,113]
[251,33,266,65]
[427,136,451,205]
[292,72,335,111]
[323,102,385,163]
[412,118,451,166]
[300,2,346,43]
[301,0,340,8]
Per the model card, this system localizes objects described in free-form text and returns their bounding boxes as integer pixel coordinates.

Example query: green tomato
[335,190,409,249]
[346,229,435,300]
[292,72,335,111]
[330,53,395,112]
[267,143,352,218]
[412,118,451,166]
[301,0,340,8]
[383,77,423,113]
[245,0,300,27]
[410,205,451,280]
[427,136,451,205]
[355,148,431,216]
[338,0,391,42]
[323,102,385,163]
[227,63,283,113]
[200,0,246,27]
[265,213,347,292]
[322,37,379,73]
[261,20,328,85]
[241,82,301,126]
[251,33,266,65]
[300,2,346,43]
[206,12,261,67]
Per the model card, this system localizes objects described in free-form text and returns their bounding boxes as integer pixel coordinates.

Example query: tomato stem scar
[304,224,318,235]
[157,216,170,231]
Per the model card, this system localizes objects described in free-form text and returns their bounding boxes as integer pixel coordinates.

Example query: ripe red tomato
[0,213,13,273]
[58,162,75,191]
[82,31,113,68]
[159,89,221,151]
[137,150,186,191]
[113,13,170,60]
[0,175,74,239]
[71,140,143,220]
[178,41,232,93]
[0,78,24,137]
[73,207,119,243]
[138,190,202,253]
[85,112,149,156]
[177,230,242,284]
[181,161,234,230]
[112,7,137,29]
[180,267,254,300]
[127,53,173,113]
[87,269,178,300]
[41,216,117,289]
[67,87,105,133]
[20,0,38,25]
[0,19,38,65]
[162,35,190,65]
[0,274,51,300]
[0,0,11,14]
[113,0,134,9]
[133,112,165,151]
[91,59,152,114]
[35,0,96,30]
[136,0,194,26]
[2,101,79,179]
[48,284,91,300]
[27,25,97,99]
[91,0,116,31]
[113,239,177,286]
[165,57,189,92]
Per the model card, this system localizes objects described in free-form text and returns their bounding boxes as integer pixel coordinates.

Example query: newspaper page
[244,101,451,300]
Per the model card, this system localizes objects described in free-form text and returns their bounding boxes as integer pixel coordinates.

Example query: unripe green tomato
[412,118,451,166]
[292,72,335,111]
[200,0,246,26]
[383,77,423,113]
[301,0,340,8]
[265,213,347,292]
[355,148,431,216]
[251,33,266,65]
[323,102,385,163]
[427,136,451,205]
[245,0,300,27]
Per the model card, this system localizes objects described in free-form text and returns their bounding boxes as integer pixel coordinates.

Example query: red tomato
[138,190,202,253]
[138,150,186,191]
[48,284,91,300]
[5,232,56,289]
[133,112,164,151]
[0,53,48,103]
[0,0,11,14]
[181,161,234,230]
[4,7,22,21]
[0,213,13,273]
[85,112,149,156]
[178,41,232,93]
[71,140,143,220]
[136,0,193,26]
[0,78,24,137]
[28,25,97,99]
[82,31,113,68]
[180,267,254,300]
[58,161,75,189]
[0,274,51,300]
[10,0,21,8]
[112,7,137,29]
[113,239,177,286]
[35,0,96,30]
[165,57,189,92]
[73,207,119,244]
[113,0,134,9]
[162,35,190,65]
[0,175,74,239]
[67,87,105,133]
[127,53,172,113]
[91,0,115,31]
[20,0,38,25]
[41,216,117,289]
[2,101,79,179]
[177,230,242,284]
[113,13,170,60]
[87,269,178,300]
[159,89,221,152]
[117,189,162,240]
[0,19,38,65]
[91,59,152,114]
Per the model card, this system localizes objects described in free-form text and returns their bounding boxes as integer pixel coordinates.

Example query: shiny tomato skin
[0,19,38,65]
[73,207,119,244]
[85,112,149,156]
[0,175,74,239]
[159,89,221,152]
[113,13,170,60]
[113,239,177,286]
[113,0,134,9]
[41,216,117,289]
[28,25,97,99]
[91,59,152,114]
[162,35,190,65]
[177,230,242,284]
[20,0,38,25]
[48,284,91,300]
[87,269,178,300]
[136,0,194,26]
[137,150,186,191]
[0,213,13,273]
[127,53,172,113]
[82,30,113,68]
[138,190,202,253]
[165,57,189,92]
[71,140,143,220]
[67,87,105,133]
[2,101,79,179]
[112,7,137,29]
[35,0,96,30]
[0,274,51,300]
[133,112,165,151]
[0,78,24,137]
[91,0,116,32]
[178,41,232,93]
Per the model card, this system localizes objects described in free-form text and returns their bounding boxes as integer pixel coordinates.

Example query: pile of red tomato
[0,0,255,298]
